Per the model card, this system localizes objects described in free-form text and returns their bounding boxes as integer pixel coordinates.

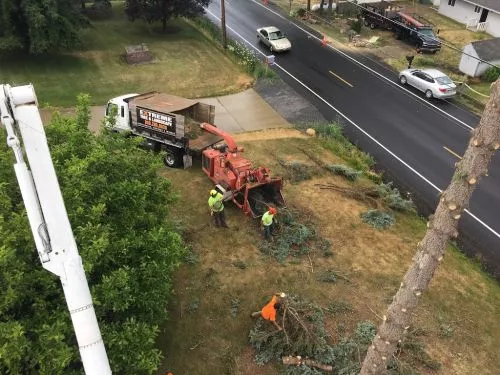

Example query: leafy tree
[360,80,500,374]
[125,0,211,32]
[0,95,185,373]
[0,0,88,54]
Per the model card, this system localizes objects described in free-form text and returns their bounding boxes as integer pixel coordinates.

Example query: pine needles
[249,295,377,374]
[257,208,332,263]
[360,210,395,230]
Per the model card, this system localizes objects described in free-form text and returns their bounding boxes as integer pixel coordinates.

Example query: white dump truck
[106,92,222,168]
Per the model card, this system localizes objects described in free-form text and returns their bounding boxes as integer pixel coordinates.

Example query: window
[474,6,481,13]
[105,103,118,116]
[448,0,456,6]
[120,106,125,118]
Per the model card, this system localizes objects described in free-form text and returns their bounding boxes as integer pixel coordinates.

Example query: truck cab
[394,13,441,53]
[105,94,138,132]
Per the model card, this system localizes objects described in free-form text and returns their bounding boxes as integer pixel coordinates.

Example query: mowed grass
[0,2,251,107]
[157,130,500,375]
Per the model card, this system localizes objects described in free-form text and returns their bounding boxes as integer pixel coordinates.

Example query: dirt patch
[233,128,307,142]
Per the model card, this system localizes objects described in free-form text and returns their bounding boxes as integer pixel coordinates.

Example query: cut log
[282,355,333,372]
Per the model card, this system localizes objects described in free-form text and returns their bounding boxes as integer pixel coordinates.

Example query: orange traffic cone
[321,35,327,47]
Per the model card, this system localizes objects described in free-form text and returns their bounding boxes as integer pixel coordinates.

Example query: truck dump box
[125,92,222,152]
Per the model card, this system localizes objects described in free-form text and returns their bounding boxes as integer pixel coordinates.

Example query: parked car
[399,68,457,99]
[257,26,291,52]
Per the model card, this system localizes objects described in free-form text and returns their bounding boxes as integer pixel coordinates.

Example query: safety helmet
[210,189,218,197]
[269,207,277,215]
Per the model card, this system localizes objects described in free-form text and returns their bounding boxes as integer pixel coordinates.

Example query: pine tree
[360,80,500,374]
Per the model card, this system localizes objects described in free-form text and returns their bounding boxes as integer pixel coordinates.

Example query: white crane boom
[0,84,112,375]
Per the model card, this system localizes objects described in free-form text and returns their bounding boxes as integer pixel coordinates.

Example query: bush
[295,122,375,172]
[0,96,186,374]
[350,19,362,34]
[191,17,277,79]
[296,8,307,17]
[482,66,500,82]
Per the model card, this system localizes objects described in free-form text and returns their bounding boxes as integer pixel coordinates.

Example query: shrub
[482,66,500,82]
[295,122,375,172]
[0,96,186,374]
[350,19,362,34]
[296,8,307,17]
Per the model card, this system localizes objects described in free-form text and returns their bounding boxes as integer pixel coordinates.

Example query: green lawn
[0,2,251,107]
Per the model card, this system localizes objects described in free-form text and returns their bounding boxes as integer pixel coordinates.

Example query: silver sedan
[257,26,291,52]
[399,68,457,99]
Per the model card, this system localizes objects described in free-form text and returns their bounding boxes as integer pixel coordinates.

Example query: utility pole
[0,84,112,375]
[221,0,227,48]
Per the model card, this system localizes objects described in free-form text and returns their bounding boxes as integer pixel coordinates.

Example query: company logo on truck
[136,108,176,135]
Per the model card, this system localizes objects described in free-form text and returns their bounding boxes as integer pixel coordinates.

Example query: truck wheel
[370,22,376,30]
[163,150,180,168]
[363,19,369,27]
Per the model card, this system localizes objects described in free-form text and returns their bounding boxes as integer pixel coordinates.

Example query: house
[459,37,500,76]
[439,0,500,36]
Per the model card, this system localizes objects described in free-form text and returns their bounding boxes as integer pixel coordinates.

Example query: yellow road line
[444,146,488,176]
[328,70,353,88]
[443,146,462,160]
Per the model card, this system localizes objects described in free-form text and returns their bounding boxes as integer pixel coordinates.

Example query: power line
[342,0,499,70]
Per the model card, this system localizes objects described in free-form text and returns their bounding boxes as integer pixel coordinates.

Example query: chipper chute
[245,179,286,218]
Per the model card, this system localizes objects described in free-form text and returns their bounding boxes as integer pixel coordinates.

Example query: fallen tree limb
[282,355,333,372]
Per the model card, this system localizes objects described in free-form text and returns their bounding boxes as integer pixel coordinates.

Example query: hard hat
[210,189,217,197]
[269,207,277,215]
[280,292,286,298]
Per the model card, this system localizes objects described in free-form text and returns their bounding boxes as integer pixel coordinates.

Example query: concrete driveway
[40,89,291,134]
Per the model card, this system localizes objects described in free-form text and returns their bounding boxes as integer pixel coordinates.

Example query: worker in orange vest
[251,292,286,330]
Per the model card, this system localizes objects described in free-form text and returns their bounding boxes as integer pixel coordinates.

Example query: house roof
[470,38,500,61]
[464,0,500,13]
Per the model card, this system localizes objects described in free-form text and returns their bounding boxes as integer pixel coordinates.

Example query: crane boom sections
[0,84,112,375]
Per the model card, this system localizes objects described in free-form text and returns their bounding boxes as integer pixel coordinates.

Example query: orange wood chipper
[200,123,285,218]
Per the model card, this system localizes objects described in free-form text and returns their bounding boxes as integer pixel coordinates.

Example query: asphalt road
[206,0,500,274]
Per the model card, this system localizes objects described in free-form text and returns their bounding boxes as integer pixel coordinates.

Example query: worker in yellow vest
[208,189,228,228]
[261,207,277,240]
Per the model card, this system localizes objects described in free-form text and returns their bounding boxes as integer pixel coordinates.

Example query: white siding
[486,11,500,37]
[459,43,480,76]
[476,59,500,76]
[439,0,477,24]
[439,0,500,36]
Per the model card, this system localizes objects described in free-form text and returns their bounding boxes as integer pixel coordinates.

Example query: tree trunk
[360,79,500,375]
[327,0,333,14]
[319,0,325,13]
[162,17,167,32]
[282,356,333,371]
[307,0,311,11]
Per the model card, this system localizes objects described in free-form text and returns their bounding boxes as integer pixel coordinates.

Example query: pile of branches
[278,159,322,184]
[249,295,377,374]
[316,182,414,213]
[257,208,332,262]
[325,164,362,181]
